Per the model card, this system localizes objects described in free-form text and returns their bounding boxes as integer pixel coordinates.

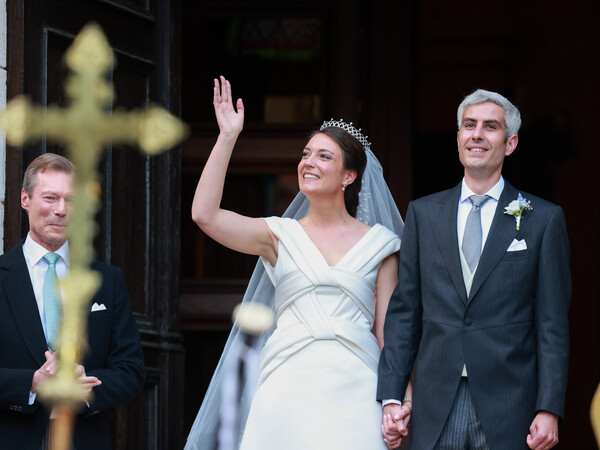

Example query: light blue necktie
[462,195,491,273]
[43,252,62,351]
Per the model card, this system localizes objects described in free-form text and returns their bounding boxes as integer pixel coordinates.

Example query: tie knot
[469,194,490,208]
[43,252,60,266]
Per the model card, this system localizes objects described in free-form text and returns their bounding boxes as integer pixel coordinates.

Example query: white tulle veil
[184,121,404,450]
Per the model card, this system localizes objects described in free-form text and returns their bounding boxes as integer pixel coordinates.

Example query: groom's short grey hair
[457,89,522,139]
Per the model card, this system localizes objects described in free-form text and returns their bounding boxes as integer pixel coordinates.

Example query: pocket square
[507,238,527,252]
[91,302,107,312]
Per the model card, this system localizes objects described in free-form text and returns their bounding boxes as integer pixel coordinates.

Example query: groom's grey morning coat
[377,181,571,450]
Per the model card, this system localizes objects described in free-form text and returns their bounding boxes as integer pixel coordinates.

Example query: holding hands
[381,402,412,449]
[213,76,244,136]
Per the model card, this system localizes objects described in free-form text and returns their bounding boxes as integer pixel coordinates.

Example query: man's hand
[31,351,102,403]
[31,351,58,393]
[526,411,559,449]
[381,403,412,449]
[74,364,102,402]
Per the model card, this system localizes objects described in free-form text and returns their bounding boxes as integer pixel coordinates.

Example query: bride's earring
[342,182,347,191]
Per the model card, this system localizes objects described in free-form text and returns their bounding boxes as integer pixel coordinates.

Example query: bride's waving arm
[192,76,278,265]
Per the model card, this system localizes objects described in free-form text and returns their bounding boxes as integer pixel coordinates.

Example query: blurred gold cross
[592,383,600,448]
[0,22,187,450]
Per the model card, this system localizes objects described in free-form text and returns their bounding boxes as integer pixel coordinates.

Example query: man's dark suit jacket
[0,241,146,449]
[377,181,571,450]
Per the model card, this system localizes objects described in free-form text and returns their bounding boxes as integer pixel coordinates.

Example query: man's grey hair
[22,153,75,196]
[457,89,522,138]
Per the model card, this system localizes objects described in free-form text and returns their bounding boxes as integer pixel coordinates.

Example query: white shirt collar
[460,176,504,203]
[23,234,70,269]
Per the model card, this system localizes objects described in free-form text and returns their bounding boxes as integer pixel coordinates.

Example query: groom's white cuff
[382,398,402,406]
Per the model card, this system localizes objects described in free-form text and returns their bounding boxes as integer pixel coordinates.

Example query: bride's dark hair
[309,127,367,217]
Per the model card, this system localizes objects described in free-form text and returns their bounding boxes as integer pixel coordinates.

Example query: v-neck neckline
[294,220,378,267]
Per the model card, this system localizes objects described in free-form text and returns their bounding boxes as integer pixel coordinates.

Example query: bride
[185,76,411,449]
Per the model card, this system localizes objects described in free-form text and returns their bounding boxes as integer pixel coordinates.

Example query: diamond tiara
[320,118,371,149]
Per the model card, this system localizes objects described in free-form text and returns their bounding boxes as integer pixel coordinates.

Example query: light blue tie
[43,252,62,351]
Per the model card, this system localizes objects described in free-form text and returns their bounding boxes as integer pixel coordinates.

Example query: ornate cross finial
[0,22,187,449]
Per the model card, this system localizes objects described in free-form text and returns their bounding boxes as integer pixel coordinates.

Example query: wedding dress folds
[239,217,400,450]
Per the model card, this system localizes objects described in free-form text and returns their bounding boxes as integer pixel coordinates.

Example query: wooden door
[4,0,184,448]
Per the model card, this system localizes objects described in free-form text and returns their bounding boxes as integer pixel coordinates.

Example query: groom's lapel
[430,184,468,302]
[468,182,526,303]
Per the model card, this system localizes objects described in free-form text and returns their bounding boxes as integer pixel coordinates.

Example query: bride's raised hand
[213,75,244,136]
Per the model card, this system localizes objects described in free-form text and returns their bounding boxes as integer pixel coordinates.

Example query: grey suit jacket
[377,181,571,450]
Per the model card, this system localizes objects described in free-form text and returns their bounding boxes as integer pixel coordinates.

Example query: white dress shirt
[458,177,504,377]
[22,234,69,405]
[457,177,504,257]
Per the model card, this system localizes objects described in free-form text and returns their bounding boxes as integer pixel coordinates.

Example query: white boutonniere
[504,193,533,230]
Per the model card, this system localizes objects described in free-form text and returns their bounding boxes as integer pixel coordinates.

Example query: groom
[377,89,571,449]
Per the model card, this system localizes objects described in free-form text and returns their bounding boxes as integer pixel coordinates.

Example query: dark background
[4,0,599,448]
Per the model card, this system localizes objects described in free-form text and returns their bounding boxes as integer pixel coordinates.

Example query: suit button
[465,318,472,326]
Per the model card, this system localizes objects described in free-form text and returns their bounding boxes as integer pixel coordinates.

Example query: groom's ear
[505,134,518,156]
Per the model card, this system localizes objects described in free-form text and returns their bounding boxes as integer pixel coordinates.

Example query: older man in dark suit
[378,90,571,450]
[0,153,145,449]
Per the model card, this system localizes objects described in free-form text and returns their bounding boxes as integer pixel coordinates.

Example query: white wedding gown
[239,217,400,450]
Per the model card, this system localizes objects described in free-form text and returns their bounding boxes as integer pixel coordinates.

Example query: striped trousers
[434,378,490,450]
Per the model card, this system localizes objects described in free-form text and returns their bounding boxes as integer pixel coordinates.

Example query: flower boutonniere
[504,193,533,230]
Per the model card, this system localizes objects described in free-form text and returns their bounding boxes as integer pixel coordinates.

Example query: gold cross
[0,22,187,449]
[592,383,600,447]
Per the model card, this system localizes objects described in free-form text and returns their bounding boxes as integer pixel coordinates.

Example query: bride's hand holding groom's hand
[382,403,411,449]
